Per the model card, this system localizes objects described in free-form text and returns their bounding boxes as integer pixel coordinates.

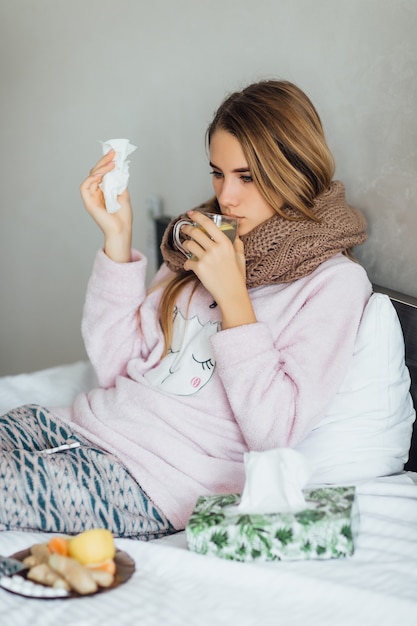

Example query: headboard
[373,285,417,471]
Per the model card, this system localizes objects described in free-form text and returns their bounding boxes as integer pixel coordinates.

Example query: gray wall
[1,0,416,375]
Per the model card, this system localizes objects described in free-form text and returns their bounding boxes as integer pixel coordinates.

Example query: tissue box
[186,487,357,562]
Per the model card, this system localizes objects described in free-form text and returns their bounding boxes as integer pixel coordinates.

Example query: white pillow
[0,361,97,415]
[296,293,416,483]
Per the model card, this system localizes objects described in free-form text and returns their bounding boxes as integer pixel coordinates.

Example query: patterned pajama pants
[0,405,174,539]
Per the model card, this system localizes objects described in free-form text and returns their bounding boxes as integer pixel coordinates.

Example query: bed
[0,287,416,626]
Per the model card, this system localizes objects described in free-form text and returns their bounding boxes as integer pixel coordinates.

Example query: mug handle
[172,219,192,256]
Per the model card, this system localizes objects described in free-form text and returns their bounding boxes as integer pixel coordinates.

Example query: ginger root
[23,542,50,568]
[27,563,70,591]
[88,568,114,588]
[49,553,98,595]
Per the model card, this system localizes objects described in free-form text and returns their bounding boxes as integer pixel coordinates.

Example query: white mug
[173,212,238,258]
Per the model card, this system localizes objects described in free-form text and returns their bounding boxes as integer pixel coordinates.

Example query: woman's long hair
[155,80,335,354]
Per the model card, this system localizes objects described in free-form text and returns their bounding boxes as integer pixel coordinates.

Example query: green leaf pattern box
[186,487,358,562]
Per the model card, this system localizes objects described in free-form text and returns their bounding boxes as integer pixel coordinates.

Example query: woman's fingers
[80,151,116,211]
[181,212,231,254]
[80,174,103,208]
[89,149,116,176]
[186,211,221,241]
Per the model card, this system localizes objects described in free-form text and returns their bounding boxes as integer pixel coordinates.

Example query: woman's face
[209,129,276,236]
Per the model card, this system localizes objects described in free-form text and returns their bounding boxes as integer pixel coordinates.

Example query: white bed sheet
[1,363,417,625]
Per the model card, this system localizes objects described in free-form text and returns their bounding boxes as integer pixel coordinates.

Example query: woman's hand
[80,150,133,262]
[182,211,256,329]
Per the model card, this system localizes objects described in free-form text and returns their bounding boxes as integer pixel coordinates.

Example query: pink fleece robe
[57,249,371,529]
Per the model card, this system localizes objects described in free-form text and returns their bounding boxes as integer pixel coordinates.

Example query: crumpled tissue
[237,448,313,514]
[99,138,137,213]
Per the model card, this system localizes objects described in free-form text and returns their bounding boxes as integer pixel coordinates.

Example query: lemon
[68,528,115,565]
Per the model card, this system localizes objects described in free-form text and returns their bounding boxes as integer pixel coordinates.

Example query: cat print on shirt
[144,308,221,395]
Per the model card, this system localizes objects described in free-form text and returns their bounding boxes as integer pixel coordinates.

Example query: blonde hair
[156,80,335,354]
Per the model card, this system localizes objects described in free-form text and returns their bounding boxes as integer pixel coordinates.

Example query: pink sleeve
[210,262,372,449]
[81,249,149,388]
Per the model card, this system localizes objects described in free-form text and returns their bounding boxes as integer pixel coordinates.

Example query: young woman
[0,80,413,538]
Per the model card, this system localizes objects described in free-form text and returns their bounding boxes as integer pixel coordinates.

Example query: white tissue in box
[238,448,313,514]
[99,138,137,213]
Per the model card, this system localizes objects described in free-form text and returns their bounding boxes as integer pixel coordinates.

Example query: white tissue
[237,448,313,514]
[99,138,137,213]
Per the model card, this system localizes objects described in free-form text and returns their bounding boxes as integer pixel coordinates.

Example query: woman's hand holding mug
[173,212,238,260]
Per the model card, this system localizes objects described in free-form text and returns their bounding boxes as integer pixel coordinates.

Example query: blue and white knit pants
[0,404,174,539]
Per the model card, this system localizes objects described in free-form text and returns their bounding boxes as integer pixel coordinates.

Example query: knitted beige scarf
[160,181,367,289]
